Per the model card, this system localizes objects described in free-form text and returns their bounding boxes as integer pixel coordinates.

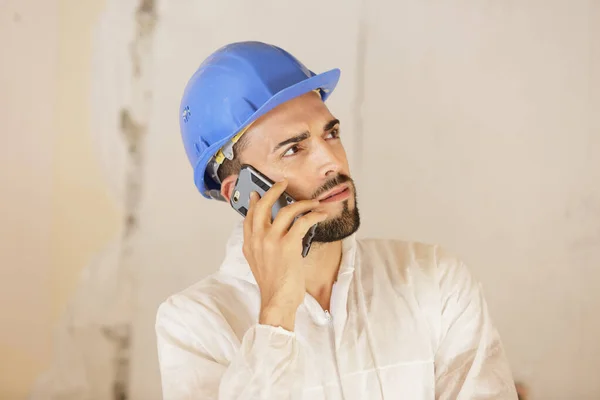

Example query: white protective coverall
[156,222,518,399]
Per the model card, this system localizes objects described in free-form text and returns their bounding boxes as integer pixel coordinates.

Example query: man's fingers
[286,211,327,242]
[271,199,321,235]
[252,180,288,230]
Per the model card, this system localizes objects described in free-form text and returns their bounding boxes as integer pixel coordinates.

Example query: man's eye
[283,145,301,157]
[326,128,340,139]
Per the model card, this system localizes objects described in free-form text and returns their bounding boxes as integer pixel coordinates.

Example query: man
[156,41,518,399]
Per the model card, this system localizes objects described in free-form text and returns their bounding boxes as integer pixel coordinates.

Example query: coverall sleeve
[434,250,519,400]
[155,296,305,400]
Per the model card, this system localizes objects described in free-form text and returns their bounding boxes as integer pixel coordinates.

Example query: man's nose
[314,140,342,178]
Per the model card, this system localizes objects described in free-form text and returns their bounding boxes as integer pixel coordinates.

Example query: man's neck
[302,240,343,312]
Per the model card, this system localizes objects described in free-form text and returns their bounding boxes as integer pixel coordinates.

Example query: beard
[310,174,361,243]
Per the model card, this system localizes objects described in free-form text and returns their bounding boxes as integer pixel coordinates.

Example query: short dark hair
[216,134,251,183]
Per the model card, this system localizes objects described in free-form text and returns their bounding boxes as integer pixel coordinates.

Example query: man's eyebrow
[272,131,310,153]
[271,119,340,153]
[324,119,340,131]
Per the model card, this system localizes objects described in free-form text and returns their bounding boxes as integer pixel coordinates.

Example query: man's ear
[220,174,238,203]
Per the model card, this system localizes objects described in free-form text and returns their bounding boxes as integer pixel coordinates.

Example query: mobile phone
[230,164,317,257]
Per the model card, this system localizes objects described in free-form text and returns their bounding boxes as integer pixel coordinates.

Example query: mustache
[311,174,353,200]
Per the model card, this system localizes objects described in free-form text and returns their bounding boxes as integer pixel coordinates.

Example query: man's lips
[317,184,350,202]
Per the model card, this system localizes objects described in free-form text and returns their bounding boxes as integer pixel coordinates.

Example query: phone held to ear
[230,164,317,257]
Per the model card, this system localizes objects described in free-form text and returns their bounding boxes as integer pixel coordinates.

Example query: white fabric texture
[156,222,518,399]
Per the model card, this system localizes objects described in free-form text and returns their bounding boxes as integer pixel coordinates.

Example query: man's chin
[312,199,360,243]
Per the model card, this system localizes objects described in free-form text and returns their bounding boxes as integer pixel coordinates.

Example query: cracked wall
[28,0,157,399]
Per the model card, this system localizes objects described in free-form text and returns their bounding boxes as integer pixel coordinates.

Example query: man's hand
[242,180,327,331]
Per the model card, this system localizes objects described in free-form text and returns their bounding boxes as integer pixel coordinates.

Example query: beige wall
[52,0,119,321]
[0,0,119,398]
[1,0,599,399]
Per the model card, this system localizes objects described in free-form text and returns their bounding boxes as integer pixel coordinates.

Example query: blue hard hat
[179,41,341,199]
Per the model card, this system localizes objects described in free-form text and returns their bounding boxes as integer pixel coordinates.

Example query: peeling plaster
[110,1,158,399]
[30,1,159,399]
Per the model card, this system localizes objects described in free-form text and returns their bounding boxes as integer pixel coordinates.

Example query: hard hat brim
[194,68,341,199]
